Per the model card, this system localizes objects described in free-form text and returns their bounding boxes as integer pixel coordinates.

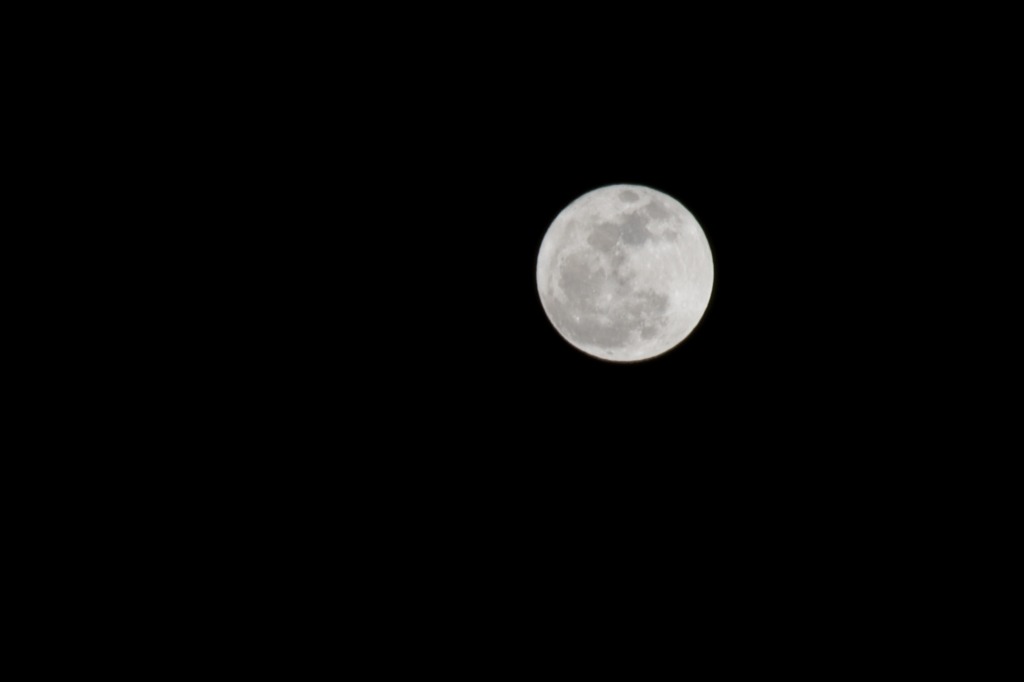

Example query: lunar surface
[536,184,714,362]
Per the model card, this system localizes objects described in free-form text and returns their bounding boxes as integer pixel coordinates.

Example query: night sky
[103,10,1008,647]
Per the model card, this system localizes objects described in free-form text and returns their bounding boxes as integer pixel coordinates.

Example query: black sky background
[191,16,1011,494]
[70,4,1003,563]
[180,24,1009,630]
[206,50,994,523]
[32,9,1016,653]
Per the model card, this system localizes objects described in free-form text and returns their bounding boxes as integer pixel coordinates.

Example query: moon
[536,184,714,362]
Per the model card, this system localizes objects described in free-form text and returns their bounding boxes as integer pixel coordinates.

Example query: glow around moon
[536,184,714,362]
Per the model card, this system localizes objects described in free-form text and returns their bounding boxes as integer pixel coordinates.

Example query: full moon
[536,184,714,362]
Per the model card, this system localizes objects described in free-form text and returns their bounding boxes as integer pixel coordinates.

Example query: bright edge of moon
[536,184,714,362]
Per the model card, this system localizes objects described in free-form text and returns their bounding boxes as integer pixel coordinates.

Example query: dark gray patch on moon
[619,190,639,202]
[646,200,670,221]
[549,254,633,349]
[633,290,670,340]
[635,289,669,307]
[558,253,606,304]
[610,250,635,286]
[550,254,670,351]
[587,212,654,250]
[633,290,670,319]
[586,221,620,253]
[620,212,653,245]
[547,301,634,349]
[610,249,626,270]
